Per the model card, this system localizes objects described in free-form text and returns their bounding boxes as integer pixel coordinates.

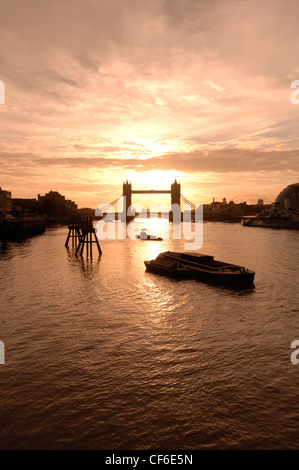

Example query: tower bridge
[97,179,196,222]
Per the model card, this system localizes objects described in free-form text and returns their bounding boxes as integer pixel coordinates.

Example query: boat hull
[186,266,255,286]
[137,236,163,240]
[242,215,299,229]
[144,251,255,287]
[144,261,191,278]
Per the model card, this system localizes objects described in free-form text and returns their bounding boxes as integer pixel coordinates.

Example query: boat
[242,183,299,229]
[144,251,255,286]
[136,229,163,241]
[241,210,299,229]
[144,254,191,278]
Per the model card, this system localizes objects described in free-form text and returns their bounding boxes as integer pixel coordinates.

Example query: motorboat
[144,251,255,286]
[136,229,163,241]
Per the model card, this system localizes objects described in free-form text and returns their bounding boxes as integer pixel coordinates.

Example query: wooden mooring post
[65,216,102,257]
[65,223,82,248]
[75,227,102,258]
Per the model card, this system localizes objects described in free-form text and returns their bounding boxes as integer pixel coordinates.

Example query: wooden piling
[65,216,102,257]
[75,227,102,258]
[65,224,82,247]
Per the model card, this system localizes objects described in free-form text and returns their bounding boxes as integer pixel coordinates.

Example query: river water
[0,220,298,449]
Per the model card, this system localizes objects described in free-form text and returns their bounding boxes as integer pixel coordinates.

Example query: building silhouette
[0,187,12,219]
[38,191,77,218]
[275,182,299,210]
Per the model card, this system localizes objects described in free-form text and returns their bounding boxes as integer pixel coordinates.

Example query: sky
[0,0,299,208]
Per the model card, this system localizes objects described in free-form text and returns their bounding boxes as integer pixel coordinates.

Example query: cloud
[149,149,299,173]
[2,147,298,175]
[1,0,299,205]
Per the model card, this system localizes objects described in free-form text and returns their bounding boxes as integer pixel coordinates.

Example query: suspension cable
[181,194,196,209]
[98,195,123,212]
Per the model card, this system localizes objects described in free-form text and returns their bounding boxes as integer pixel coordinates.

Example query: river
[0,220,298,449]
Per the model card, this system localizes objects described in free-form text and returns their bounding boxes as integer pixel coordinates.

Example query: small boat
[136,229,163,241]
[144,251,255,286]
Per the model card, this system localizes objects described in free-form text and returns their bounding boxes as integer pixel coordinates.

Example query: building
[38,191,77,210]
[0,187,12,218]
[275,182,299,211]
[37,190,78,219]
[242,182,299,228]
[12,198,39,217]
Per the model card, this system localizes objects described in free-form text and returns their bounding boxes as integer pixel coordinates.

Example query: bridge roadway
[131,190,171,194]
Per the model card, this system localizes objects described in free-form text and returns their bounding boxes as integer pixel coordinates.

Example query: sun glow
[121,170,183,209]
[126,136,182,160]
[144,140,170,155]
[128,170,181,189]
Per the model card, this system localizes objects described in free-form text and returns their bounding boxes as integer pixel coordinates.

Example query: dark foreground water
[0,221,298,449]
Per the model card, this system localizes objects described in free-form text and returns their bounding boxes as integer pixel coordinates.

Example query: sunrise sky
[0,0,298,208]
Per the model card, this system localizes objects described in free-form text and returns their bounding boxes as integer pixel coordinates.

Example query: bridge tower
[122,179,132,221]
[171,179,181,207]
